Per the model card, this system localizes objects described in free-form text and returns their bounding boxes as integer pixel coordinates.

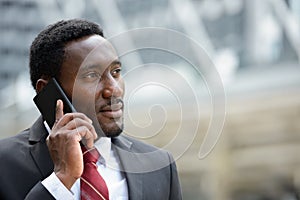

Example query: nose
[100,75,124,99]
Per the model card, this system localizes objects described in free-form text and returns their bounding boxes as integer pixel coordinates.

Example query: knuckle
[73,118,82,124]
[64,113,74,119]
[81,126,89,133]
[69,134,79,142]
[48,133,55,140]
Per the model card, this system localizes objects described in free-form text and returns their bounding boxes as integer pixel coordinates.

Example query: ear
[36,79,49,93]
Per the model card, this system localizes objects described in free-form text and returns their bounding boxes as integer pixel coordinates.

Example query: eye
[84,71,101,80]
[111,68,122,78]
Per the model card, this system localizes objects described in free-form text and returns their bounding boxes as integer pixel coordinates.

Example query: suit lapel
[112,136,143,200]
[28,117,53,178]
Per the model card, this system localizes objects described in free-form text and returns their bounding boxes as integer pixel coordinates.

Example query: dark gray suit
[0,117,182,200]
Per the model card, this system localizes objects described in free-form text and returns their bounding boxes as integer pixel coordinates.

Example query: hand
[46,100,98,189]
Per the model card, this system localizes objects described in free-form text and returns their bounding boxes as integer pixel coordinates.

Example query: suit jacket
[0,117,182,200]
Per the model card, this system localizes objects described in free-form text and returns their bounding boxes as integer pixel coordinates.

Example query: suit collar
[112,135,143,200]
[112,135,132,150]
[29,116,48,142]
[28,117,53,177]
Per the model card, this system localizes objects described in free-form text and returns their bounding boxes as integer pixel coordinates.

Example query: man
[0,19,182,199]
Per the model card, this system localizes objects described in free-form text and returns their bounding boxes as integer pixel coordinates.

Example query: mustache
[99,98,124,109]
[108,98,123,106]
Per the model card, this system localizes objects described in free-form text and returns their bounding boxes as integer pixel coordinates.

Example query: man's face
[58,34,124,138]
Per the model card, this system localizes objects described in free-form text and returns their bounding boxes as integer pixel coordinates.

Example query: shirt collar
[94,137,112,166]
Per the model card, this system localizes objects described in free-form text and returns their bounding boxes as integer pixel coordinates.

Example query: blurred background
[0,0,300,199]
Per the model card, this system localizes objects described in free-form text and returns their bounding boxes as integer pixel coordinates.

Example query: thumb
[55,99,64,123]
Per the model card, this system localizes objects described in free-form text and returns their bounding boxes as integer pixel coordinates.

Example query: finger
[76,122,98,146]
[73,126,96,149]
[57,113,92,127]
[55,100,64,124]
[66,118,97,136]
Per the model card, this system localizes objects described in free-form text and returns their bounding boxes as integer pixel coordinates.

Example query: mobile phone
[33,78,76,128]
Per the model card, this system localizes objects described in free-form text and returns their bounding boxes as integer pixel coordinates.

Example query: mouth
[98,101,123,119]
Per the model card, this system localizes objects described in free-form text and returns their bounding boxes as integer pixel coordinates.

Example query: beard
[72,97,124,139]
[91,115,124,138]
[98,122,124,138]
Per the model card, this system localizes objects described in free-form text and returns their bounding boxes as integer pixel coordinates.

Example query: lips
[98,102,123,119]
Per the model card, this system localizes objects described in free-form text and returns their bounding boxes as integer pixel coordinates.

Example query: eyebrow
[110,60,122,67]
[81,60,122,71]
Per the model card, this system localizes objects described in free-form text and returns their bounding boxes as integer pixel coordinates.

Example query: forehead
[62,35,118,75]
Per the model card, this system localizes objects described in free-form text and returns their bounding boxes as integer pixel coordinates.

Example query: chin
[96,123,124,138]
[92,115,124,138]
[105,129,123,138]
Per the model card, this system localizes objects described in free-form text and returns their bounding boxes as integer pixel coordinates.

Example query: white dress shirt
[42,136,128,200]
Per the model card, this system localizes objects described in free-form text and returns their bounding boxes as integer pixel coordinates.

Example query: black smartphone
[33,78,76,128]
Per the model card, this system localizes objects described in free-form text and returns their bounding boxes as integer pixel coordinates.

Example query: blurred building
[0,0,300,199]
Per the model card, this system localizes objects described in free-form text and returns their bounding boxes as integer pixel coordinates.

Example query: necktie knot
[82,146,100,164]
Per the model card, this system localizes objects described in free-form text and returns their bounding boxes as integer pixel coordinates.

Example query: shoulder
[0,129,33,168]
[112,134,175,173]
[0,117,45,151]
[0,117,47,154]
[114,134,171,156]
[0,129,30,153]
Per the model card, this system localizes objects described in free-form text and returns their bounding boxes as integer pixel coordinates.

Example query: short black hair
[29,19,104,89]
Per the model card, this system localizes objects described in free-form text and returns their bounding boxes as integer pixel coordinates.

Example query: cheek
[118,79,125,95]
[72,80,98,98]
[72,86,97,109]
[121,79,125,89]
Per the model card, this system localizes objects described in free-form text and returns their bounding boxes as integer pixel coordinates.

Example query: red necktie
[81,146,109,200]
